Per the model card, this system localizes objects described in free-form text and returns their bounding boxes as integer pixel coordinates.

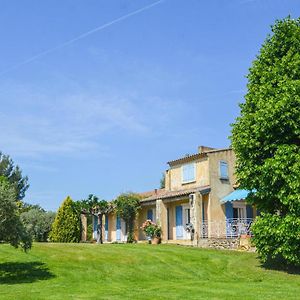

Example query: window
[233,207,246,219]
[219,161,229,180]
[182,163,196,183]
[147,209,153,221]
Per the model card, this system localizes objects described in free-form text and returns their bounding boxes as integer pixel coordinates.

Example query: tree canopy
[21,208,56,242]
[231,17,300,266]
[0,152,29,200]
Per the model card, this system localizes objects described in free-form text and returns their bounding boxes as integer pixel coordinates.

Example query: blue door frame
[176,206,183,239]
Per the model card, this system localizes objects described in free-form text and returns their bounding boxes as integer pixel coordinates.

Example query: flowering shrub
[141,220,161,238]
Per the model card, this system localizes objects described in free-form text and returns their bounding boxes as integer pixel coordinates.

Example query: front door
[182,205,191,240]
[93,215,98,240]
[176,206,183,239]
[116,216,121,241]
[105,214,109,241]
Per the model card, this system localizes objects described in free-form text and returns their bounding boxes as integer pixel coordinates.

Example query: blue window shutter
[105,214,108,231]
[225,202,233,219]
[93,215,98,232]
[116,216,121,241]
[220,161,228,179]
[147,209,153,221]
[105,214,109,241]
[183,165,188,182]
[246,205,253,218]
[182,163,195,182]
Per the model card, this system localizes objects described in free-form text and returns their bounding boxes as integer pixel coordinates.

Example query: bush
[49,196,80,243]
[252,214,300,266]
[21,208,56,242]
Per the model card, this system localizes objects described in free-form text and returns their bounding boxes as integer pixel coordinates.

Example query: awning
[221,189,251,204]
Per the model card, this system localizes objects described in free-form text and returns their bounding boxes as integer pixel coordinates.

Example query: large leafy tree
[49,196,80,243]
[0,177,32,251]
[114,193,141,243]
[231,17,300,266]
[0,152,29,200]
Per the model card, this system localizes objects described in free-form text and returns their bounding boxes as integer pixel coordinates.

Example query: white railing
[201,218,253,238]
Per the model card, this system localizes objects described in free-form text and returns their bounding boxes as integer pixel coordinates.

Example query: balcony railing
[201,218,253,238]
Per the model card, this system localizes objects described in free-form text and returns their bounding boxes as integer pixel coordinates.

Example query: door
[93,215,98,240]
[183,206,191,240]
[176,206,183,239]
[147,209,153,221]
[105,214,109,241]
[116,216,121,241]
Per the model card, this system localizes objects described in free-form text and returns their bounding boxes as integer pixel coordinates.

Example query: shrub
[252,214,300,266]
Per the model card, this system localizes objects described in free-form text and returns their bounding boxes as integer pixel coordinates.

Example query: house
[82,146,257,244]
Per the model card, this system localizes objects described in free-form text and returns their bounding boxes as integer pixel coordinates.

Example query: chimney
[198,145,216,153]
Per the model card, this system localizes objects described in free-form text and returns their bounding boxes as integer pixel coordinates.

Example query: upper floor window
[219,161,229,180]
[182,163,196,183]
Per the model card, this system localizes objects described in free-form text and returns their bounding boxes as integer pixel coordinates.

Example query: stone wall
[198,238,239,250]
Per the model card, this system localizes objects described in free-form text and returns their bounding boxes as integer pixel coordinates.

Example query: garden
[0,243,299,300]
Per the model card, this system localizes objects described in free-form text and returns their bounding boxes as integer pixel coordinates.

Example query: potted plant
[141,220,162,244]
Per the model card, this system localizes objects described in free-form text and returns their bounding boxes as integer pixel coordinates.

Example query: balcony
[201,218,254,239]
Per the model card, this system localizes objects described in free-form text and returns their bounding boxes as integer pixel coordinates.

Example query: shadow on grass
[0,262,55,284]
[261,260,300,275]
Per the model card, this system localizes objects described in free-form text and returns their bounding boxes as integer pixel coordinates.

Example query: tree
[231,17,300,266]
[93,200,110,244]
[0,152,29,200]
[49,196,80,243]
[79,194,110,244]
[21,208,56,242]
[114,193,141,243]
[0,177,32,251]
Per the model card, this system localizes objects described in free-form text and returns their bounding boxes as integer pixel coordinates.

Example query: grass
[0,243,299,300]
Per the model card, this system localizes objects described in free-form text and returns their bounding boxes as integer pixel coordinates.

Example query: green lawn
[0,243,299,300]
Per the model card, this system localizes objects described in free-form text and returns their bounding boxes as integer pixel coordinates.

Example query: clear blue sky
[0,0,299,211]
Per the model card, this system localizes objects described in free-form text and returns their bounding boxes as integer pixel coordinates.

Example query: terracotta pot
[240,234,251,239]
[151,237,161,245]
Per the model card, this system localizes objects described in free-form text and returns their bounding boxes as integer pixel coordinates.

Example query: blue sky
[0,0,299,211]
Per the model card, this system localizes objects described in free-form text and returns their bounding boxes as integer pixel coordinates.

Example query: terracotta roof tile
[141,185,210,202]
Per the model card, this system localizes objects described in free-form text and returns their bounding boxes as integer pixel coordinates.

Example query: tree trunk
[127,218,134,243]
[97,214,103,244]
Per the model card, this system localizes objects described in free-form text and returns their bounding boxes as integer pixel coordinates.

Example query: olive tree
[0,177,32,251]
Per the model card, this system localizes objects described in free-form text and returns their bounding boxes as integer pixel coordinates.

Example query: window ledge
[182,180,196,185]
